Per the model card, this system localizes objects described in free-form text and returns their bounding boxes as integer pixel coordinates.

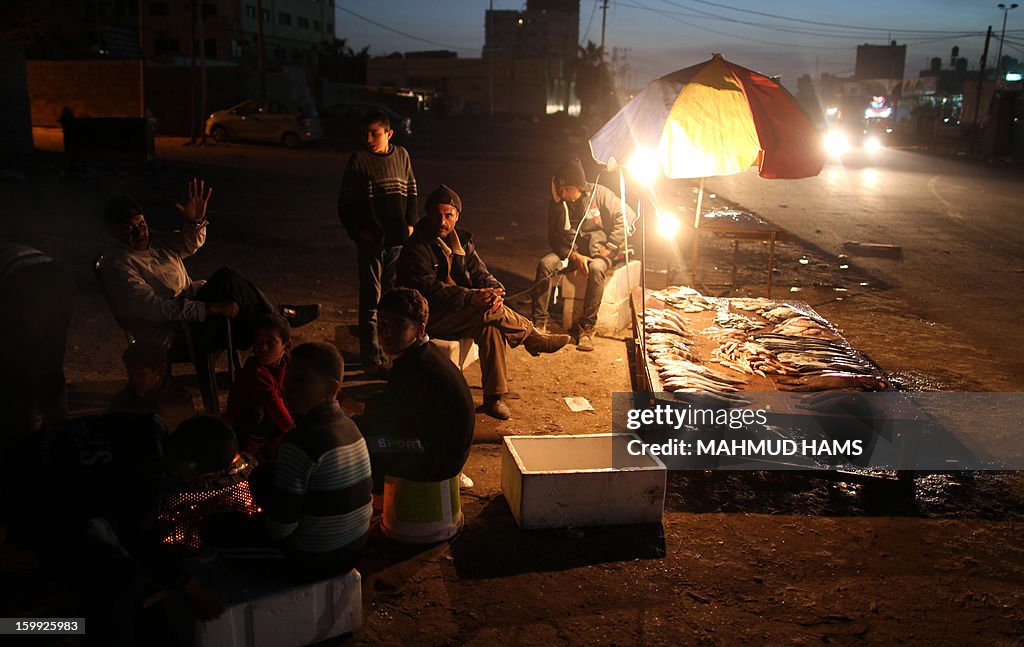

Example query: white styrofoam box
[430,337,479,370]
[560,260,641,333]
[501,433,666,529]
[167,567,362,647]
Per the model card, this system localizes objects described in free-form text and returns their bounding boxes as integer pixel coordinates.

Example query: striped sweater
[265,401,373,555]
[337,145,418,247]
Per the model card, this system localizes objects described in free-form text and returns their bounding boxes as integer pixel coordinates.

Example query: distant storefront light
[1006,72,1023,82]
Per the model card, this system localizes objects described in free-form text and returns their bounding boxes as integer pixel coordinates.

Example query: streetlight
[997,3,1018,81]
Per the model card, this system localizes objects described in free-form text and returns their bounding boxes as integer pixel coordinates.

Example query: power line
[651,0,987,41]
[618,1,855,50]
[333,2,477,53]
[581,0,599,45]
[671,0,987,35]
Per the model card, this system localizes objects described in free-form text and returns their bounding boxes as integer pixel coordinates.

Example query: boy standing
[224,314,294,459]
[338,109,419,378]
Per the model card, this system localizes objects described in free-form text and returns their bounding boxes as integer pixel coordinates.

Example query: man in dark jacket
[397,185,570,420]
[357,288,474,488]
[531,158,634,351]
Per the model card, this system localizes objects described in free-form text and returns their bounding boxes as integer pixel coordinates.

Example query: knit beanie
[554,158,587,188]
[425,184,462,214]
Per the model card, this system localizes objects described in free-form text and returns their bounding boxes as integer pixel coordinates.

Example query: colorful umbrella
[589,53,826,180]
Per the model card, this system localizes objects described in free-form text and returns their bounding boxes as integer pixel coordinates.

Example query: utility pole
[971,26,992,155]
[600,0,609,60]
[137,0,145,117]
[488,0,494,117]
[190,1,197,142]
[197,0,207,145]
[257,0,266,99]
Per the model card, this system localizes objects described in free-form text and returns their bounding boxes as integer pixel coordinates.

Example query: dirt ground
[2,120,1023,645]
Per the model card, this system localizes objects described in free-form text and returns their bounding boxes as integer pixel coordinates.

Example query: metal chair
[93,254,238,414]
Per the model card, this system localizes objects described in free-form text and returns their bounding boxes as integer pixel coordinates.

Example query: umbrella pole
[690,177,705,287]
[639,193,647,361]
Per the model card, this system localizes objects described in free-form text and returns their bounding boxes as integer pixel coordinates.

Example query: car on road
[205,100,323,148]
[824,120,893,156]
[319,103,413,144]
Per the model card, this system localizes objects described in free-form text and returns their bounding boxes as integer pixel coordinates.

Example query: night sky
[334,0,1024,87]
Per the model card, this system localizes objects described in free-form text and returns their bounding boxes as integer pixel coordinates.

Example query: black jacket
[397,218,503,311]
[357,340,475,482]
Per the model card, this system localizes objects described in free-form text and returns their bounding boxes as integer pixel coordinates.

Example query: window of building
[279,12,291,26]
[313,20,320,31]
[148,2,168,16]
[155,35,179,55]
[204,38,217,58]
[326,22,333,35]
[262,8,270,22]
[202,3,216,17]
[246,5,256,18]
[297,16,309,29]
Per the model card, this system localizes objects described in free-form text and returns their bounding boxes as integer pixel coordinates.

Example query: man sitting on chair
[99,178,320,356]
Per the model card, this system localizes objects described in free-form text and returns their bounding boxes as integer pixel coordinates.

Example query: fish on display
[730,297,777,312]
[651,286,718,312]
[774,372,889,392]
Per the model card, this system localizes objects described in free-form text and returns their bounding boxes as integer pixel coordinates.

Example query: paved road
[706,148,1024,383]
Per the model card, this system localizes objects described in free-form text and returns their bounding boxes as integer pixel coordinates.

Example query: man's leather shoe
[280,303,321,328]
[483,395,511,420]
[523,328,571,356]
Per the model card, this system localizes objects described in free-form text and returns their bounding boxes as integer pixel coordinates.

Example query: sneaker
[577,327,595,352]
[279,303,321,328]
[483,395,512,420]
[522,329,571,356]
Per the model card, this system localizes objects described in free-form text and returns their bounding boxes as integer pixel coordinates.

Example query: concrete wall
[26,60,313,136]
[0,44,34,157]
[27,60,144,125]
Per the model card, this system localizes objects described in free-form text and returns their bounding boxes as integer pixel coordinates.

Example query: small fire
[157,477,259,553]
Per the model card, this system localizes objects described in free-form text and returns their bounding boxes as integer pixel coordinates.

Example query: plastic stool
[382,474,464,543]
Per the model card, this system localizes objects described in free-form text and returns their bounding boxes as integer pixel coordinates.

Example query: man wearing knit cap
[530,158,634,351]
[398,185,571,420]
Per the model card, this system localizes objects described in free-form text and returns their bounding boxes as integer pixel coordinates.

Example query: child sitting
[109,340,196,429]
[224,313,294,459]
[203,342,372,581]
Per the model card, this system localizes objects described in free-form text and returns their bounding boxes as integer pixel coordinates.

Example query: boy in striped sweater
[338,109,419,379]
[204,342,372,579]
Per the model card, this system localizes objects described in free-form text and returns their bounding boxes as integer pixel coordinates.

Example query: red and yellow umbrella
[590,53,826,180]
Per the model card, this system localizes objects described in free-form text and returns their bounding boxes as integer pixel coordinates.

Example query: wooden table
[690,210,787,297]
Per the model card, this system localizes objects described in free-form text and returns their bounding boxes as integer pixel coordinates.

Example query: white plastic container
[560,260,642,334]
[167,567,362,647]
[501,433,666,529]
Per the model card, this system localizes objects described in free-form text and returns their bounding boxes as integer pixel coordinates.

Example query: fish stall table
[690,210,787,298]
[630,286,923,485]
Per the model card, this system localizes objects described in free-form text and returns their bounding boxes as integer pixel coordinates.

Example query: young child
[337,108,419,378]
[224,313,294,459]
[109,339,196,430]
[204,342,373,581]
